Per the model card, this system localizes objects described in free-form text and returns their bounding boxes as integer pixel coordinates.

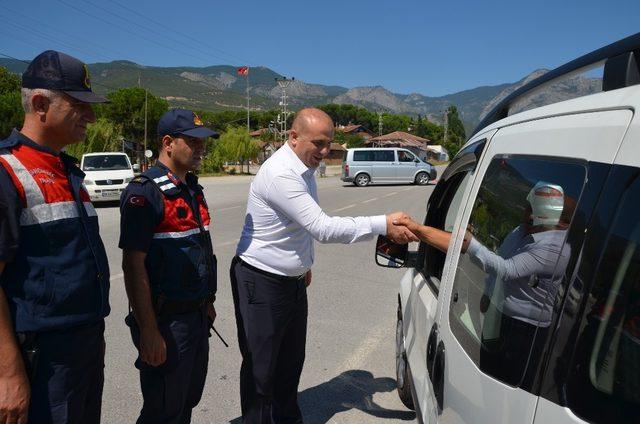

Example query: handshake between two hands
[385,212,421,244]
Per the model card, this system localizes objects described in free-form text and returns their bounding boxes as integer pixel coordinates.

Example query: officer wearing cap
[0,50,110,423]
[119,109,218,423]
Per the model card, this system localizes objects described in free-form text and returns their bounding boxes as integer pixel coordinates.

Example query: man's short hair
[21,88,62,113]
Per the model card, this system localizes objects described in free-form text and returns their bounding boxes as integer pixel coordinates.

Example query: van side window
[448,156,586,387]
[398,151,415,162]
[564,173,640,423]
[352,150,394,162]
[419,171,474,295]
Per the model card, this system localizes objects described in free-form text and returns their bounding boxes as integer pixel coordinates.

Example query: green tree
[215,127,259,174]
[334,131,366,148]
[99,87,168,148]
[0,67,23,138]
[65,118,123,159]
[444,105,466,157]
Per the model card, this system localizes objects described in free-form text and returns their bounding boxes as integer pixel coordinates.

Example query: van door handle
[432,341,446,411]
[426,323,438,378]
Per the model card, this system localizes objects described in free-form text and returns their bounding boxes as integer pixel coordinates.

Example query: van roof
[81,152,128,157]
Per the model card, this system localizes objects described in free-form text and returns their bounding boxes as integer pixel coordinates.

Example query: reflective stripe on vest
[153,224,210,239]
[0,152,96,225]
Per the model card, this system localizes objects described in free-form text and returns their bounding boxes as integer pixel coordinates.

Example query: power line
[81,0,223,65]
[53,0,214,66]
[0,15,112,63]
[106,0,252,66]
[1,4,132,61]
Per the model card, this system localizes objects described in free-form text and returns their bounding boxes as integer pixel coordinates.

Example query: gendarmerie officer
[0,50,110,424]
[119,109,218,423]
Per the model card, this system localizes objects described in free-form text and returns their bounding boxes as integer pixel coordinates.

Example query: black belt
[155,295,212,317]
[236,256,306,283]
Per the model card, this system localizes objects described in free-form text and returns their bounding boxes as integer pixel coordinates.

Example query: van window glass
[353,151,371,161]
[565,174,640,423]
[374,150,394,162]
[420,171,474,295]
[449,156,585,387]
[398,150,415,162]
[82,155,130,171]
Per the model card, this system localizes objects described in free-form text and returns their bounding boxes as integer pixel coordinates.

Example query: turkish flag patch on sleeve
[129,195,146,207]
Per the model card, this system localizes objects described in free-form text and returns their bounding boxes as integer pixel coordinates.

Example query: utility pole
[443,108,449,146]
[246,70,250,131]
[275,77,294,142]
[377,111,383,146]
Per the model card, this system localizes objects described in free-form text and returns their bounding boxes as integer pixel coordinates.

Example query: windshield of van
[82,155,130,171]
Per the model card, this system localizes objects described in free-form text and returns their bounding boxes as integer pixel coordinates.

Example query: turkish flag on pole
[237,66,249,76]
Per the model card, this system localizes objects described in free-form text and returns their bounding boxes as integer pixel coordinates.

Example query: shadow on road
[229,369,415,423]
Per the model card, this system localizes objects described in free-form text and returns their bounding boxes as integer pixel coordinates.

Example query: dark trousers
[126,307,210,424]
[27,321,105,424]
[230,257,308,424]
[480,313,549,387]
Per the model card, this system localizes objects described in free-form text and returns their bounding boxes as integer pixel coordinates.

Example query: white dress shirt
[237,142,387,276]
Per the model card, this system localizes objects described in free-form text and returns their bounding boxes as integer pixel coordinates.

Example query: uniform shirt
[467,225,570,326]
[118,161,203,253]
[237,142,387,277]
[0,131,61,262]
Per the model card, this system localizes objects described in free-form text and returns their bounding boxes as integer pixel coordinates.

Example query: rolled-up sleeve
[268,172,386,243]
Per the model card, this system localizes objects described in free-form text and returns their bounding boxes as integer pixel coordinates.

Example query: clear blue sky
[1,0,638,97]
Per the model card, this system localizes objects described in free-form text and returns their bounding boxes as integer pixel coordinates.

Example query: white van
[376,33,640,423]
[81,152,134,202]
[341,147,437,186]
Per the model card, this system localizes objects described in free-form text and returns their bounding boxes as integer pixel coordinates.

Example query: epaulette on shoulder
[130,175,149,184]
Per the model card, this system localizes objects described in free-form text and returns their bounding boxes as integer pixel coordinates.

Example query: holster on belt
[16,332,39,382]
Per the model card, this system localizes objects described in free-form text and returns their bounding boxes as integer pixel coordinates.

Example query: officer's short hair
[21,88,63,113]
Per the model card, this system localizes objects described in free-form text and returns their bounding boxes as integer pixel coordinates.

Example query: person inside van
[394,181,576,385]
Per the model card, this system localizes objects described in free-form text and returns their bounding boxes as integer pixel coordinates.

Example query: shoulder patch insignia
[131,176,146,184]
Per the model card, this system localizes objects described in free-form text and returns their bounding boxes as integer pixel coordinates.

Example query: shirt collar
[154,159,199,189]
[282,142,314,177]
[10,129,60,157]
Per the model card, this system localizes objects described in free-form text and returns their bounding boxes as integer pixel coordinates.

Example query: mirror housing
[132,163,141,172]
[375,235,418,268]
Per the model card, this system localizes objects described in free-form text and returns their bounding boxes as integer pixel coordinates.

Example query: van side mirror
[414,158,420,163]
[375,235,409,268]
[132,164,140,172]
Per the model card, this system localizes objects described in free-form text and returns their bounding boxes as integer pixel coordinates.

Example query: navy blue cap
[22,50,107,103]
[157,109,219,139]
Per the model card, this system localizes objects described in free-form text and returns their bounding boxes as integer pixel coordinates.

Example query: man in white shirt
[231,108,416,423]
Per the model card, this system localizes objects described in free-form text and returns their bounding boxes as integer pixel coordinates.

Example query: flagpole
[246,70,250,131]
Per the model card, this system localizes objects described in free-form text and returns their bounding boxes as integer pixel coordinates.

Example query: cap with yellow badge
[157,109,219,139]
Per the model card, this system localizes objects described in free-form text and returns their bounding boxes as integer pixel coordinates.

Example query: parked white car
[81,152,134,202]
[376,32,640,423]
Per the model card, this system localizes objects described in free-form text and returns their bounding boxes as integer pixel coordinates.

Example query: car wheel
[355,173,370,187]
[396,310,415,410]
[415,172,429,185]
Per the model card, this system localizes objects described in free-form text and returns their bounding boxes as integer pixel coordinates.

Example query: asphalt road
[98,171,440,423]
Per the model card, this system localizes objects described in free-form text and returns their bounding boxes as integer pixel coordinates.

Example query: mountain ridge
[0,59,600,129]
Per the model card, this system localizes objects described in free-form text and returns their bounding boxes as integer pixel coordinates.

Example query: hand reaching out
[386,212,419,244]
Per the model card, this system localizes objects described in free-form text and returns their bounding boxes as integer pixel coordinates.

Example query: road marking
[361,197,379,204]
[215,205,242,212]
[338,317,391,371]
[331,204,356,212]
[381,191,398,198]
[110,272,124,281]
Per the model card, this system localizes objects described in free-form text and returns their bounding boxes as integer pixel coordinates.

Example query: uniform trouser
[27,320,105,424]
[126,306,210,424]
[230,257,308,424]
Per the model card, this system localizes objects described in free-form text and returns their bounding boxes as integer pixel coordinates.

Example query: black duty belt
[155,295,213,317]
[236,256,306,283]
